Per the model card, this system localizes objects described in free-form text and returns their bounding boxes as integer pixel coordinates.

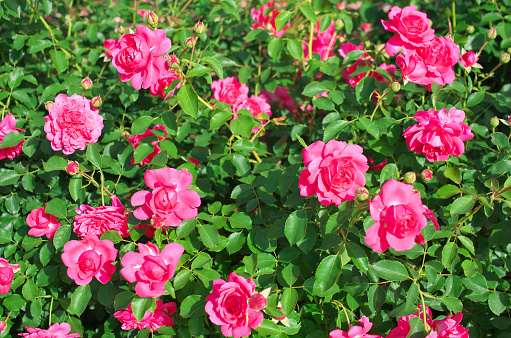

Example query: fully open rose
[0,258,20,294]
[114,300,176,330]
[19,323,80,338]
[26,205,61,239]
[329,316,382,338]
[211,76,249,104]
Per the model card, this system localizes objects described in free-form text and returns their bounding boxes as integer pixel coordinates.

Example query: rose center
[0,269,13,285]
[78,250,100,273]
[403,15,426,34]
[385,205,419,238]
[142,260,168,281]
[153,187,178,212]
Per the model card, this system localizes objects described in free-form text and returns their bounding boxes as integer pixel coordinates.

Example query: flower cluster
[329,316,382,338]
[19,322,80,338]
[26,205,61,239]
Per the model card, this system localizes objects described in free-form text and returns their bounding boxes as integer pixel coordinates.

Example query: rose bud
[486,28,497,40]
[0,321,5,331]
[91,96,102,108]
[166,54,180,69]
[391,82,401,92]
[508,47,511,54]
[361,23,371,32]
[500,53,510,64]
[460,51,478,68]
[194,21,204,34]
[81,78,92,91]
[66,161,79,175]
[421,169,433,181]
[249,293,267,311]
[185,37,195,48]
[491,116,500,129]
[403,171,416,184]
[44,101,54,111]
[466,26,475,34]
[147,12,158,27]
[355,187,369,201]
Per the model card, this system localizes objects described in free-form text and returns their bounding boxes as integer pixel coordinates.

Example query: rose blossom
[44,94,104,155]
[131,167,201,227]
[120,242,184,298]
[18,323,80,338]
[0,258,20,294]
[26,205,61,239]
[403,107,474,162]
[149,63,182,99]
[460,51,478,68]
[396,52,428,85]
[129,125,170,166]
[66,161,79,175]
[211,77,249,104]
[231,95,272,133]
[114,300,176,330]
[0,113,25,160]
[250,1,290,37]
[73,195,129,239]
[61,235,117,285]
[112,25,171,90]
[387,305,433,338]
[103,38,118,59]
[299,140,369,206]
[415,37,460,86]
[329,316,382,338]
[205,272,264,337]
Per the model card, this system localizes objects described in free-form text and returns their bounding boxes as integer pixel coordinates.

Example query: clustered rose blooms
[73,195,129,239]
[44,94,104,155]
[382,5,460,87]
[250,1,290,37]
[26,205,61,239]
[0,258,20,294]
[299,140,369,206]
[0,113,25,160]
[18,322,80,338]
[205,272,264,337]
[61,235,117,285]
[114,300,176,330]
[329,316,382,338]
[365,179,437,252]
[303,19,337,61]
[403,107,474,162]
[211,76,249,104]
[120,242,184,297]
[129,125,170,166]
[131,167,201,227]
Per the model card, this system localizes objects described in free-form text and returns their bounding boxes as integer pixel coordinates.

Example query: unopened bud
[81,78,92,91]
[0,321,5,331]
[355,187,369,201]
[119,26,126,34]
[147,12,158,27]
[167,54,180,69]
[45,101,54,111]
[500,53,510,64]
[486,28,497,40]
[508,47,511,55]
[491,116,500,129]
[194,22,205,34]
[249,293,267,311]
[66,161,79,175]
[403,172,416,184]
[421,169,433,181]
[91,96,102,108]
[466,26,475,34]
[391,82,401,92]
[185,37,195,48]
[335,19,344,31]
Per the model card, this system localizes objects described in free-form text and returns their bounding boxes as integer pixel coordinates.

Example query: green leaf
[312,96,335,110]
[202,56,224,79]
[287,39,303,59]
[180,295,205,318]
[86,143,102,169]
[467,91,485,107]
[450,196,475,215]
[440,297,463,313]
[406,316,425,338]
[281,288,298,316]
[441,242,458,268]
[70,284,91,316]
[131,116,154,135]
[343,50,365,65]
[299,3,316,22]
[338,13,353,34]
[319,15,331,32]
[29,40,52,54]
[210,109,232,130]
[355,76,377,104]
[186,65,213,78]
[315,255,342,292]
[358,117,379,139]
[198,223,219,248]
[380,163,398,183]
[100,230,122,244]
[227,232,246,254]
[177,83,199,118]
[36,265,57,286]
[488,292,507,315]
[231,114,255,138]
[173,270,192,290]
[50,50,68,74]
[0,169,19,186]
[275,11,293,33]
[282,263,299,286]
[346,242,369,274]
[444,167,462,184]
[114,291,135,311]
[42,156,68,172]
[285,210,307,246]
[491,132,509,149]
[97,282,116,307]
[22,280,38,301]
[371,260,409,281]
[303,82,327,97]
[133,143,154,164]
[53,225,71,250]
[45,198,67,219]
[131,297,156,322]
[3,294,24,311]
[268,38,283,59]
[8,68,24,90]
[69,175,82,202]
[229,212,252,229]
[437,184,460,199]
[255,320,282,335]
[461,260,478,278]
[458,236,475,255]
[231,154,251,176]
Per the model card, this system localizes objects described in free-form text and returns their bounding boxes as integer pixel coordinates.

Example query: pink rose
[73,195,129,239]
[303,19,336,61]
[232,95,272,133]
[211,77,249,104]
[205,272,264,338]
[329,316,382,338]
[298,140,369,206]
[260,86,294,113]
[61,235,117,285]
[114,300,176,330]
[460,51,478,67]
[0,113,25,160]
[415,37,460,86]
[387,305,433,338]
[26,205,61,239]
[368,157,388,171]
[396,52,428,85]
[103,38,118,59]
[112,25,171,90]
[248,293,267,311]
[66,161,79,175]
[131,167,201,227]
[129,125,170,166]
[431,312,469,338]
[18,323,80,338]
[403,107,474,162]
[0,258,20,294]
[120,242,184,298]
[149,64,182,99]
[365,179,433,252]
[415,205,440,245]
[44,94,103,155]
[250,1,290,38]
[0,321,5,331]
[361,23,371,32]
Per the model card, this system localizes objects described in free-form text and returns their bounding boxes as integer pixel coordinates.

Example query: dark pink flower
[18,323,80,337]
[0,258,20,294]
[460,51,478,67]
[0,113,25,160]
[104,39,118,59]
[211,77,249,104]
[431,312,469,338]
[114,299,176,330]
[129,125,169,166]
[329,316,382,338]
[396,52,428,85]
[361,23,371,32]
[248,293,267,311]
[149,64,182,99]
[26,205,61,239]
[250,1,290,37]
[232,95,272,133]
[415,37,460,86]
[387,305,433,338]
[66,161,79,175]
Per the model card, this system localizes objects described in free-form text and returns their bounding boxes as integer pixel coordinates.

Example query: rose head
[44,94,104,155]
[114,300,176,330]
[460,51,478,68]
[73,195,129,238]
[232,95,272,133]
[403,107,474,162]
[205,272,264,337]
[18,323,80,338]
[66,161,79,175]
[299,140,369,206]
[0,258,20,294]
[211,77,249,104]
[415,37,460,86]
[103,38,118,59]
[250,1,290,38]
[61,235,117,285]
[396,52,428,85]
[431,312,469,338]
[111,25,171,90]
[329,316,383,338]
[129,125,170,166]
[387,305,433,338]
[131,167,201,227]
[0,113,25,160]
[248,293,267,311]
[26,205,61,239]
[120,242,184,298]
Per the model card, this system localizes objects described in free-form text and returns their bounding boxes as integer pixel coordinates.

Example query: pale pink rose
[131,167,201,227]
[260,86,294,113]
[365,179,429,252]
[403,107,474,162]
[299,140,369,206]
[0,258,20,294]
[231,95,272,133]
[114,300,176,330]
[149,64,182,99]
[18,323,80,337]
[211,77,249,104]
[44,94,104,155]
[303,19,336,61]
[103,39,118,59]
[329,316,382,338]
[396,52,428,85]
[61,235,117,285]
[26,205,61,239]
[250,1,290,38]
[129,125,169,166]
[205,272,264,338]
[73,195,129,239]
[387,305,433,338]
[112,25,171,90]
[460,51,478,67]
[431,313,469,338]
[0,113,25,160]
[120,242,184,298]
